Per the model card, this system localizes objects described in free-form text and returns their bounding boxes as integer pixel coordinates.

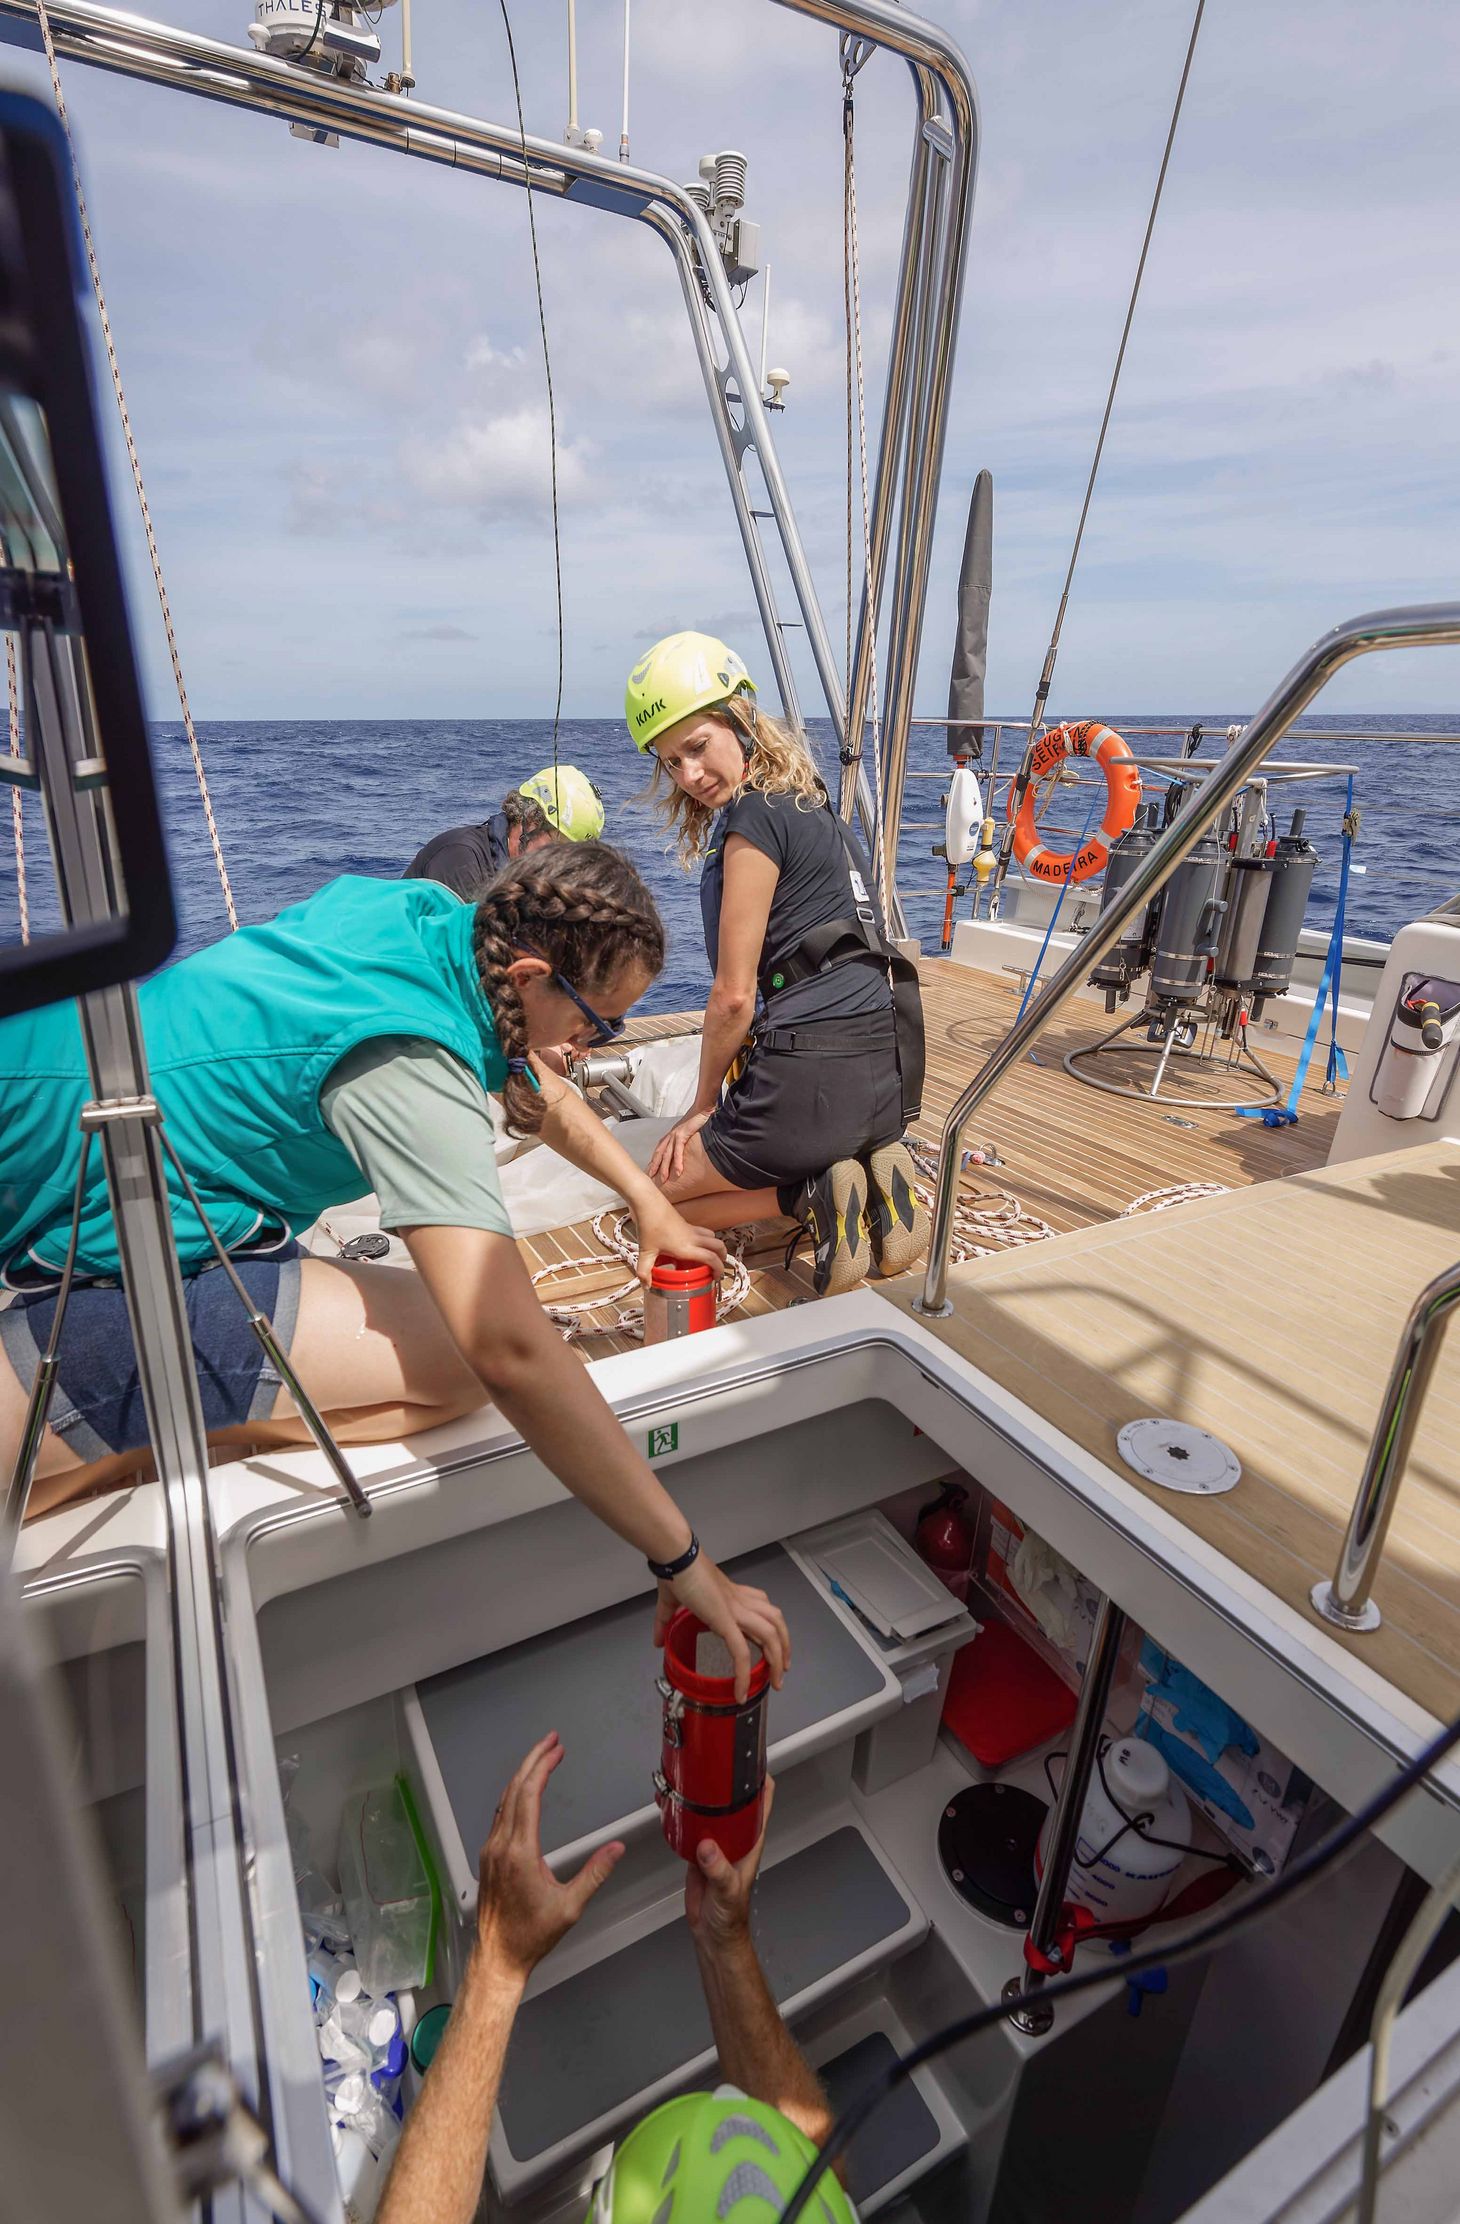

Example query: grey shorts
[0,1248,303,1462]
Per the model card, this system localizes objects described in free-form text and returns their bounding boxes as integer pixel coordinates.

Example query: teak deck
[518,958,1342,1358]
[883,1140,1460,1724]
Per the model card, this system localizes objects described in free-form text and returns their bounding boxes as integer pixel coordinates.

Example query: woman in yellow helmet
[625,632,927,1297]
[405,763,606,900]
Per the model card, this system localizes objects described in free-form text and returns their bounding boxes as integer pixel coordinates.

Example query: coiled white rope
[33,0,239,931]
[906,1140,1057,1261]
[907,1142,1228,1261]
[531,1208,751,1343]
[6,633,27,943]
[1120,1181,1228,1216]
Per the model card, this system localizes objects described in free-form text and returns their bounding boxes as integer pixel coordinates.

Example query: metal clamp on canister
[655,1609,769,1863]
[643,1257,718,1343]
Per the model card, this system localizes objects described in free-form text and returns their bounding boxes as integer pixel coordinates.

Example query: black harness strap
[757,808,926,1127]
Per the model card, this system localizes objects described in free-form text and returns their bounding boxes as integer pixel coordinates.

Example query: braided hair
[472,841,666,1137]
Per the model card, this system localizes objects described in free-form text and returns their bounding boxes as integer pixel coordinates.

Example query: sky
[8,0,1460,722]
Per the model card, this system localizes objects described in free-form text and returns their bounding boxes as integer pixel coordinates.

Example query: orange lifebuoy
[1006,719,1141,885]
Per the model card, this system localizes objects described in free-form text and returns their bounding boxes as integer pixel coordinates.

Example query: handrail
[913,601,1460,1316]
[1312,1259,1460,1634]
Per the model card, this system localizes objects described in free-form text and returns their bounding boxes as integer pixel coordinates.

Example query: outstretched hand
[684,1778,775,1951]
[475,1733,623,1984]
[654,1553,790,1702]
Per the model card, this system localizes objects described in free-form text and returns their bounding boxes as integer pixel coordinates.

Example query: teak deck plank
[882,1141,1460,1723]
[523,959,1341,1361]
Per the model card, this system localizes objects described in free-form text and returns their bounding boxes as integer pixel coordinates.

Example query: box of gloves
[1136,1639,1312,1877]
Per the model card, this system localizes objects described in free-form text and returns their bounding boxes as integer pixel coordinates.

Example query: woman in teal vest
[0,841,788,1693]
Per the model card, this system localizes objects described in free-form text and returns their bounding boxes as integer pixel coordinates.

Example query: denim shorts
[0,1247,303,1462]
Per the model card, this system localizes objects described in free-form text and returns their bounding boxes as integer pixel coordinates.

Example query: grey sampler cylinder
[1251,815,1320,998]
[1149,830,1223,1002]
[1214,855,1278,989]
[1090,808,1160,990]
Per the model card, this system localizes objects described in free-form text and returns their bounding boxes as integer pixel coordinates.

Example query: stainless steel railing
[913,602,1460,1317]
[1312,1259,1460,1634]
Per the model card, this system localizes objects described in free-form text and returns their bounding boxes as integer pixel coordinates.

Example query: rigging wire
[499,0,566,793]
[32,0,240,930]
[780,1689,1460,2222]
[995,0,1207,911]
[841,39,887,914]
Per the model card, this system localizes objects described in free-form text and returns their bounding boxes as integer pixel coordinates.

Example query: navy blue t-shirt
[699,788,892,1024]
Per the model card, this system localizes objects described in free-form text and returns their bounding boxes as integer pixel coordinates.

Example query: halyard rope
[499,0,566,794]
[34,0,238,929]
[6,633,27,942]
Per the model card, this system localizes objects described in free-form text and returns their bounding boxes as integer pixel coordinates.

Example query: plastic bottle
[1040,1737,1191,1926]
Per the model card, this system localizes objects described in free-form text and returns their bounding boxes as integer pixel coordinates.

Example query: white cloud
[399,404,594,519]
[466,332,527,375]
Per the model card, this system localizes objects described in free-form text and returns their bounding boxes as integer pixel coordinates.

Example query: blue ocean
[7,714,1455,1012]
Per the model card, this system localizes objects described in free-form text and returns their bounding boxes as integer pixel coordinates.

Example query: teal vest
[0,875,507,1281]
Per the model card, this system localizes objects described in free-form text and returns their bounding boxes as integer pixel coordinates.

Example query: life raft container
[1006,719,1141,885]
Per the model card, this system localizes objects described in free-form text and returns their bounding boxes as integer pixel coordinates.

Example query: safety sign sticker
[647,1423,679,1457]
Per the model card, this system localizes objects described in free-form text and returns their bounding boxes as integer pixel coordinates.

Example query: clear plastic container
[338,1784,432,1998]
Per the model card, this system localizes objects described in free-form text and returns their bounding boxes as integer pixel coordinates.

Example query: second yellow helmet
[518,764,606,842]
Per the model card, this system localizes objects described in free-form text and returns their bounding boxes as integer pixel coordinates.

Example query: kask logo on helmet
[635,698,666,728]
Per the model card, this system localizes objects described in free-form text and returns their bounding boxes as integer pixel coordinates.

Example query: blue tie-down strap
[1236,778,1353,1125]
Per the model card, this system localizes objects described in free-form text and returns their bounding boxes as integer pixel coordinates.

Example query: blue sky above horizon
[11,0,1460,722]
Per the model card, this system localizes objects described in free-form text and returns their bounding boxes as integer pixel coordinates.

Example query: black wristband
[647,1531,700,1581]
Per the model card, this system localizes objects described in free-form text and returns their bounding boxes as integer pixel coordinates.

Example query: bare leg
[2,1255,486,1522]
[653,1133,786,1231]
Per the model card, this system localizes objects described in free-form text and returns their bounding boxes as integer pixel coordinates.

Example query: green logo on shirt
[648,1423,679,1457]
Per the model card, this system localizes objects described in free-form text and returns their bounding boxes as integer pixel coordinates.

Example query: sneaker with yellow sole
[779,1159,872,1297]
[862,1139,929,1277]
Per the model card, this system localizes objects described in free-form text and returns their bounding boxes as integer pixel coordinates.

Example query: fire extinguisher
[916,1481,975,1602]
[653,1608,770,1863]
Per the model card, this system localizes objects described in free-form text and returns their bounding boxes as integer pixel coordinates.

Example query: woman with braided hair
[0,841,788,1695]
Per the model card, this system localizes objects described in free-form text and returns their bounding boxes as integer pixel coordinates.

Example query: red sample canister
[653,1608,770,1863]
[643,1256,717,1344]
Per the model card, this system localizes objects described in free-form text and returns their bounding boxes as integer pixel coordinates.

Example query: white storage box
[786,1512,977,1796]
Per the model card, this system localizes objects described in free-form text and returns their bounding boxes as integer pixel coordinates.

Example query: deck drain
[1117,1418,1241,1495]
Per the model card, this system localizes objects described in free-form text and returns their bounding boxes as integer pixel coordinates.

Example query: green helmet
[624,632,756,755]
[517,764,606,842]
[584,2091,858,2223]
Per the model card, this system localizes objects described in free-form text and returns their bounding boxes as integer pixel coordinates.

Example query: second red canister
[653,1608,769,1863]
[643,1256,717,1343]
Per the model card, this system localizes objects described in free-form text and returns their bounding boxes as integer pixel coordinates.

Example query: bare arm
[402,1223,788,1696]
[531,1063,726,1281]
[684,1783,836,2150]
[651,838,779,1184]
[377,1735,622,2224]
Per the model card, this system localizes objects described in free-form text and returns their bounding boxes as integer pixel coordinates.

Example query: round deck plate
[1117,1418,1241,1495]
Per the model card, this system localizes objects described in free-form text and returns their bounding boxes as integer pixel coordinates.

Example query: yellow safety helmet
[517,764,606,842]
[624,631,756,754]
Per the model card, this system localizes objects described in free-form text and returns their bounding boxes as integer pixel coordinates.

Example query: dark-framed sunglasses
[515,942,628,1046]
